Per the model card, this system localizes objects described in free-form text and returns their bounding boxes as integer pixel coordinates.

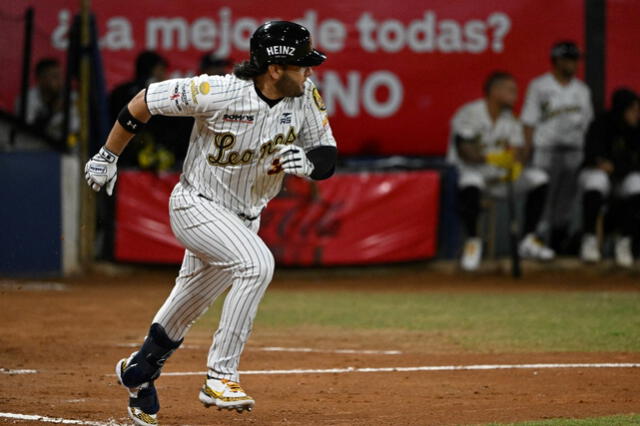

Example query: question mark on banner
[487,12,511,53]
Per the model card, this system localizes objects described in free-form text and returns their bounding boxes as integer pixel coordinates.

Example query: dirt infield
[1,268,639,425]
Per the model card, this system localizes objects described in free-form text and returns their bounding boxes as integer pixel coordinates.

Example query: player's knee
[458,173,486,190]
[237,248,274,284]
[580,168,610,195]
[523,168,549,187]
[254,249,275,283]
[621,173,640,197]
[121,323,183,388]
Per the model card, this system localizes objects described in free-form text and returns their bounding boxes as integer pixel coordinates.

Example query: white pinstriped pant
[152,181,274,382]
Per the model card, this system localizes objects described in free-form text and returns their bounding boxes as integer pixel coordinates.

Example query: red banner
[114,170,440,265]
[2,0,586,155]
[114,172,182,263]
[606,0,640,105]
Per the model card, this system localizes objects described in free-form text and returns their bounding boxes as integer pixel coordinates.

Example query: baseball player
[579,88,640,266]
[521,41,593,252]
[84,21,337,426]
[448,71,552,271]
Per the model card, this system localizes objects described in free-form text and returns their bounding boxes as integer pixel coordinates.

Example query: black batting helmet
[250,21,326,69]
[551,41,581,60]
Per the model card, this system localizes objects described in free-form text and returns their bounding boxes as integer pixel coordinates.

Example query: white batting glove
[84,146,119,196]
[271,145,314,178]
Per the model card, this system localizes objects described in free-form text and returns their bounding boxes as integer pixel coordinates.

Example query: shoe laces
[531,236,544,247]
[221,379,244,393]
[529,236,549,252]
[464,241,478,255]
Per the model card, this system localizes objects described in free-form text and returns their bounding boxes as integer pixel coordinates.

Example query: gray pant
[533,146,583,237]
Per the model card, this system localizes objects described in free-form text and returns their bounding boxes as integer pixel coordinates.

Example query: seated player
[579,88,640,267]
[16,57,79,148]
[448,71,554,271]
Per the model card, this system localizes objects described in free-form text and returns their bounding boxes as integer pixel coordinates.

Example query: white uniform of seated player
[447,71,554,271]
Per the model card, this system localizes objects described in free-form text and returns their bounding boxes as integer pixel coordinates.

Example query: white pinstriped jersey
[146,74,336,218]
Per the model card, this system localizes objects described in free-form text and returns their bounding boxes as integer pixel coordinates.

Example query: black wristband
[117,106,146,134]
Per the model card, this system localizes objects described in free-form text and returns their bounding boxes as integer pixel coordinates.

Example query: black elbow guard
[117,105,146,134]
[307,146,338,180]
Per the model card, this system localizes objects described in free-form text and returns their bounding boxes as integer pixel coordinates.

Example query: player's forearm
[457,141,485,164]
[103,122,136,156]
[104,90,151,155]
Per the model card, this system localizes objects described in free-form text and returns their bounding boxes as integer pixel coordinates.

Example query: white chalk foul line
[0,368,38,375]
[0,412,124,425]
[161,362,640,377]
[258,346,402,355]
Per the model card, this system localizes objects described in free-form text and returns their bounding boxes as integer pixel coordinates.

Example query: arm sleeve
[297,82,337,151]
[145,74,239,117]
[520,81,540,126]
[307,145,338,180]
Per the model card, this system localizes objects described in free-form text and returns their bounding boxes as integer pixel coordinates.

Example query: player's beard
[276,73,305,98]
[558,63,577,80]
[500,103,514,112]
[559,68,575,80]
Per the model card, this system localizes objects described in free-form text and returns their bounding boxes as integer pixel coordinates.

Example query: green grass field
[200,289,640,352]
[198,288,640,424]
[489,413,640,425]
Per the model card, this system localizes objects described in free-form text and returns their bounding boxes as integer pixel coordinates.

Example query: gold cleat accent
[199,378,255,411]
[128,407,158,426]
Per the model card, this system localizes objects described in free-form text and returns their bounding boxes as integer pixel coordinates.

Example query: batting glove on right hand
[270,145,314,178]
[84,146,119,196]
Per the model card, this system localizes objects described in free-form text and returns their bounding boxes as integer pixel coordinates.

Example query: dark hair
[550,41,580,62]
[135,51,168,81]
[483,71,514,96]
[233,60,267,80]
[611,88,639,116]
[35,58,59,78]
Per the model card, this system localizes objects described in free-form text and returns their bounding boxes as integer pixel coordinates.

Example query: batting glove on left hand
[84,146,119,196]
[270,145,314,178]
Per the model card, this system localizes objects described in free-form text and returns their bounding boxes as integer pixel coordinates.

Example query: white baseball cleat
[199,376,255,412]
[519,233,555,261]
[615,236,634,268]
[580,234,601,263]
[461,237,482,271]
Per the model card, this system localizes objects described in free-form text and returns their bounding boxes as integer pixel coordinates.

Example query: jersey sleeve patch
[199,80,210,95]
[187,77,213,105]
[312,87,327,112]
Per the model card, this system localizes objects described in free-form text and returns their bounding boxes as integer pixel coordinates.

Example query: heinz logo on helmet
[266,46,295,56]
